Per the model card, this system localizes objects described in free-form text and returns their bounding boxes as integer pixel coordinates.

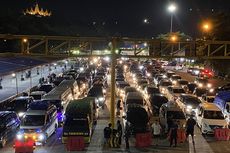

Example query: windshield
[183,97,201,106]
[13,100,28,112]
[88,88,103,97]
[198,79,208,84]
[173,89,185,94]
[179,81,188,85]
[22,115,45,126]
[161,82,172,86]
[147,88,160,94]
[203,111,224,119]
[167,111,185,119]
[31,95,42,100]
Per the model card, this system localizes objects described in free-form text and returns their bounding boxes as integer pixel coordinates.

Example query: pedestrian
[116,99,121,116]
[151,120,161,146]
[103,123,112,147]
[169,120,178,147]
[167,115,173,133]
[186,115,196,144]
[124,122,131,150]
[117,120,122,145]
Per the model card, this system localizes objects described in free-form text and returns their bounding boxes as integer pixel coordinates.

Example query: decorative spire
[23,3,52,17]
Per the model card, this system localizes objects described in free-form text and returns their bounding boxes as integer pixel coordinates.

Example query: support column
[110,38,117,128]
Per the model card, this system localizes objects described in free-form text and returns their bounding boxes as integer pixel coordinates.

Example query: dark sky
[1,0,230,37]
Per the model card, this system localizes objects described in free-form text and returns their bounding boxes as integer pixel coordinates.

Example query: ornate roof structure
[24,3,52,17]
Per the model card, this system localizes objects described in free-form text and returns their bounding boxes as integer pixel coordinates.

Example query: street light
[170,35,178,42]
[12,73,19,95]
[23,38,28,43]
[201,21,212,40]
[168,3,177,33]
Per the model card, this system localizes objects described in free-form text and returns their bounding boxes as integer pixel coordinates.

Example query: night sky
[1,0,230,37]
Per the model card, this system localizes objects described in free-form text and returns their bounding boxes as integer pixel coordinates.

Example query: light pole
[168,3,177,33]
[12,73,18,95]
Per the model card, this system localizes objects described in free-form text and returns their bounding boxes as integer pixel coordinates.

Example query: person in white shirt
[151,120,161,146]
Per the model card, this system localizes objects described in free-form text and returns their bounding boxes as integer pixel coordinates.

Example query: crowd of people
[103,115,197,149]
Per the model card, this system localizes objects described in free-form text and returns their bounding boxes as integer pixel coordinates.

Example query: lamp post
[168,3,177,33]
[12,73,18,95]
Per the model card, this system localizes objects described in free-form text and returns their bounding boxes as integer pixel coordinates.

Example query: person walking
[117,120,122,145]
[186,115,196,144]
[169,120,178,147]
[152,120,161,146]
[103,123,112,147]
[167,115,173,133]
[124,122,131,150]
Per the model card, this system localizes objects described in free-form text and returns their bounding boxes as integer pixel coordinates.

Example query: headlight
[187,105,193,109]
[38,133,45,141]
[209,88,214,93]
[163,75,167,78]
[198,83,203,87]
[98,97,104,101]
[16,134,23,140]
[146,73,151,77]
[207,83,212,88]
[172,81,177,84]
[18,112,25,117]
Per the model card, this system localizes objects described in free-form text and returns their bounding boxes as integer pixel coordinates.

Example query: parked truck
[214,91,230,123]
[62,98,95,143]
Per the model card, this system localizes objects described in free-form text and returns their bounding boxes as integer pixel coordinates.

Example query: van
[196,103,228,135]
[159,102,186,132]
[17,101,58,145]
[124,92,144,107]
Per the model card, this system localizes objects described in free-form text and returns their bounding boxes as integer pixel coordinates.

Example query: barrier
[177,129,186,143]
[14,138,35,153]
[66,136,85,151]
[214,128,230,141]
[167,129,186,143]
[135,132,152,148]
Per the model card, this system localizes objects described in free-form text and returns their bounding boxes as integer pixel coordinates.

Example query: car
[17,101,58,145]
[170,75,182,85]
[165,86,186,101]
[193,87,208,97]
[187,83,198,94]
[159,102,186,132]
[0,111,20,147]
[147,94,168,116]
[88,86,105,107]
[166,71,175,78]
[191,68,201,76]
[199,69,214,78]
[7,96,34,117]
[158,79,172,94]
[194,77,212,89]
[144,86,160,99]
[176,94,202,115]
[30,91,47,101]
[175,79,188,87]
[196,103,228,135]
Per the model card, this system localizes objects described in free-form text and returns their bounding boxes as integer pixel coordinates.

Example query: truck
[62,98,96,143]
[214,91,230,123]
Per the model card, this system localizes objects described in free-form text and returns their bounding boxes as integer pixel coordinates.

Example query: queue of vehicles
[0,58,109,148]
[116,59,230,136]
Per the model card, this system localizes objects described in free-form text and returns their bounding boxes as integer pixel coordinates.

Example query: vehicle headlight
[18,112,25,117]
[207,83,212,88]
[99,97,104,101]
[172,81,177,84]
[198,83,203,87]
[209,88,214,93]
[146,73,151,77]
[16,134,23,140]
[163,75,167,78]
[187,105,193,109]
[38,133,45,141]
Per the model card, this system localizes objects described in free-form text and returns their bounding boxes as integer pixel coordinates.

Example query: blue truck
[214,91,230,124]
